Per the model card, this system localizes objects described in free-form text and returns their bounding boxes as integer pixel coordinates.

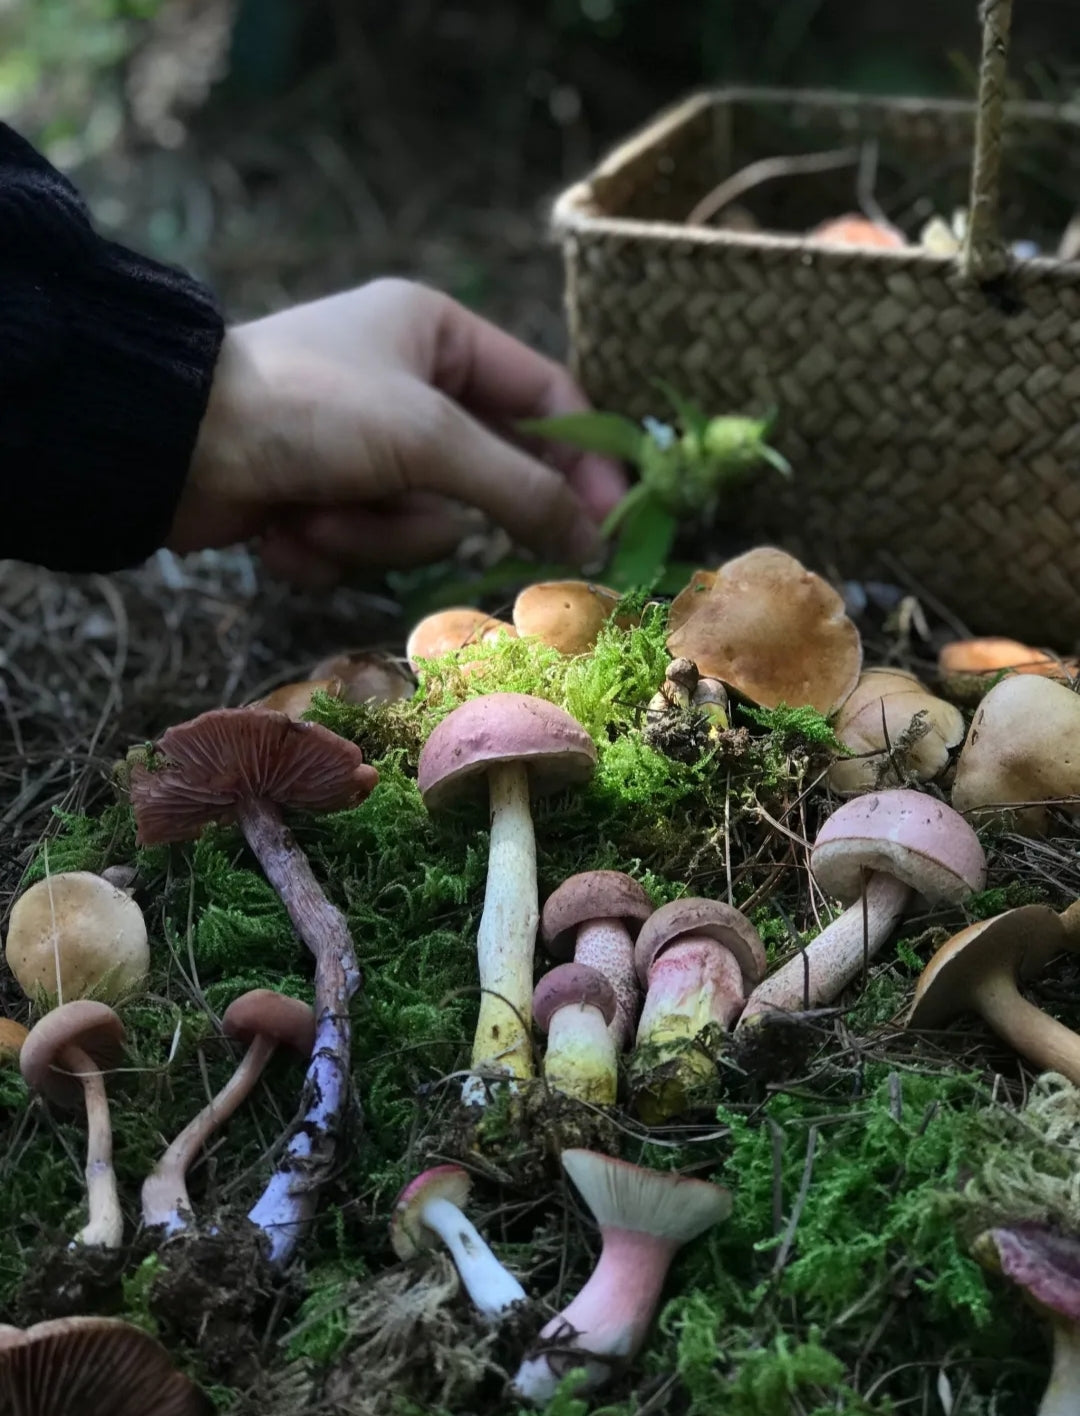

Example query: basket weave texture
[553,88,1080,644]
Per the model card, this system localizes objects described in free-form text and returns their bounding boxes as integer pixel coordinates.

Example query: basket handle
[961,0,1014,281]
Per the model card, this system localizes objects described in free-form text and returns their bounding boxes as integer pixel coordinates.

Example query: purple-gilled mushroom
[511,1148,730,1404]
[417,694,597,1105]
[390,1165,527,1321]
[128,706,378,1265]
[141,990,316,1237]
[738,789,987,1028]
[540,871,654,1050]
[533,963,619,1105]
[19,1002,126,1249]
[973,1224,1080,1415]
[631,899,766,1122]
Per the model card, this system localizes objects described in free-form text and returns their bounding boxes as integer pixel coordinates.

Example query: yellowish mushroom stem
[971,971,1080,1084]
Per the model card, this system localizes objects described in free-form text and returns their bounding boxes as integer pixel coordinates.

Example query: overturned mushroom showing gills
[973,1224,1080,1416]
[142,990,316,1236]
[5,871,149,1005]
[129,707,378,1265]
[906,906,1080,1081]
[740,789,986,1027]
[512,1149,730,1403]
[512,581,631,656]
[0,1315,212,1414]
[533,962,618,1104]
[828,667,964,795]
[20,1002,126,1249]
[390,1165,526,1321]
[666,548,861,713]
[418,693,596,1104]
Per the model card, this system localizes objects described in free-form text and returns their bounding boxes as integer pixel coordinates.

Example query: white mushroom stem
[416,1195,527,1320]
[575,918,639,1049]
[464,761,539,1105]
[544,1004,618,1105]
[738,872,910,1027]
[1043,1321,1080,1416]
[67,1045,123,1249]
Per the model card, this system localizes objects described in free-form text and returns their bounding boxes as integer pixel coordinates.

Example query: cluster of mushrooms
[3,545,1080,1408]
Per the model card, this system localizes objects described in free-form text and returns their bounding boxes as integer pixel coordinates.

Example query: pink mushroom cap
[533,962,618,1033]
[634,899,767,989]
[390,1164,472,1259]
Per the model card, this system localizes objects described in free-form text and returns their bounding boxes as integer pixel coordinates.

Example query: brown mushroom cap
[540,871,654,958]
[255,679,344,720]
[938,638,1077,706]
[417,693,596,812]
[512,581,631,656]
[951,675,1080,835]
[0,1020,28,1060]
[129,707,379,846]
[0,1315,211,1415]
[666,548,861,713]
[634,898,767,988]
[828,668,965,795]
[406,609,516,671]
[5,872,149,1005]
[533,962,618,1033]
[390,1164,472,1259]
[19,1001,126,1109]
[308,650,415,705]
[906,906,1065,1030]
[222,989,316,1054]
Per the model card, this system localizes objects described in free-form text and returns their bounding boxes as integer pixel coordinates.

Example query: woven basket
[551,2,1080,644]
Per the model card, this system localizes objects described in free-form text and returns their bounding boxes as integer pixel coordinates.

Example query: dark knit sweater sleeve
[0,122,226,572]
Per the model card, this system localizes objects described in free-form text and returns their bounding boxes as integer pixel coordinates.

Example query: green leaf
[652,377,710,437]
[517,412,647,464]
[760,443,794,478]
[599,479,653,538]
[605,495,679,591]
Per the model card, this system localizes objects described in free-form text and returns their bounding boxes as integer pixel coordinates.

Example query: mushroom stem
[544,1004,618,1105]
[142,1033,277,1235]
[575,918,638,1049]
[973,973,1080,1084]
[415,1195,527,1320]
[68,1045,123,1249]
[238,799,360,1265]
[738,872,910,1026]
[1043,1321,1080,1416]
[465,760,538,1104]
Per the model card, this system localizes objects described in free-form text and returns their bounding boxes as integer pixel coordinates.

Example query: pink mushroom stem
[574,918,638,1049]
[637,936,746,1042]
[69,1046,124,1250]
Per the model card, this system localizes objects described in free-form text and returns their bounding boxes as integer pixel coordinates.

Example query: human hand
[169,278,628,586]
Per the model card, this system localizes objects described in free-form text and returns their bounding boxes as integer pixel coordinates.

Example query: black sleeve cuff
[0,122,226,573]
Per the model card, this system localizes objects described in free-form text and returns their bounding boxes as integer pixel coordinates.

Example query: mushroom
[141,989,316,1236]
[808,214,906,247]
[533,962,619,1104]
[540,870,654,1050]
[633,899,766,1120]
[511,1149,730,1403]
[827,667,964,795]
[390,1164,526,1321]
[666,548,862,713]
[19,1001,126,1249]
[406,608,516,674]
[972,1224,1080,1416]
[0,1019,28,1060]
[512,581,632,656]
[417,693,596,1103]
[255,678,344,719]
[951,675,1080,835]
[938,636,1076,705]
[128,706,378,1264]
[4,871,149,1005]
[308,649,416,703]
[0,1315,212,1414]
[906,905,1080,1081]
[739,789,986,1027]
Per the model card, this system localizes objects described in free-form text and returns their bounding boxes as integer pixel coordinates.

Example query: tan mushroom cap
[634,898,767,988]
[533,961,617,1032]
[308,650,415,704]
[222,989,316,1055]
[951,675,1080,835]
[828,668,965,795]
[0,1315,211,1415]
[938,637,1077,706]
[390,1164,472,1259]
[5,872,149,1005]
[541,871,654,959]
[0,1019,28,1060]
[666,548,862,713]
[19,1001,125,1110]
[255,679,343,720]
[406,608,516,672]
[512,581,633,656]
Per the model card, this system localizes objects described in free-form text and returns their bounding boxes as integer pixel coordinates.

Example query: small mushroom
[308,649,416,703]
[808,214,906,247]
[0,1315,211,1414]
[390,1164,526,1321]
[406,608,516,674]
[0,1019,28,1060]
[633,899,766,1121]
[951,675,1080,835]
[540,870,654,1049]
[255,678,344,719]
[972,1223,1080,1415]
[20,1001,126,1249]
[906,906,1080,1081]
[511,1149,730,1403]
[141,990,316,1236]
[417,693,596,1103]
[512,581,632,656]
[828,667,964,795]
[129,707,378,1265]
[938,636,1076,705]
[666,548,862,713]
[5,871,149,1005]
[533,962,619,1105]
[740,789,986,1026]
